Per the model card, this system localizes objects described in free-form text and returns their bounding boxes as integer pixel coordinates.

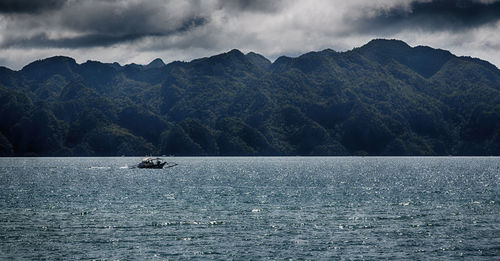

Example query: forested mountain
[1,39,499,156]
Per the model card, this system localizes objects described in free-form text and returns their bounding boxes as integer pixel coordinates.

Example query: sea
[0,157,499,260]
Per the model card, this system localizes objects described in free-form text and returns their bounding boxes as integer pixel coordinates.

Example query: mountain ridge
[8,40,499,75]
[0,39,499,156]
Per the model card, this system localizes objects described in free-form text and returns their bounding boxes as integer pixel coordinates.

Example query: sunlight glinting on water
[0,157,499,259]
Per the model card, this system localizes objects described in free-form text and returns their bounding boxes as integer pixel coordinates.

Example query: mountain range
[1,39,499,156]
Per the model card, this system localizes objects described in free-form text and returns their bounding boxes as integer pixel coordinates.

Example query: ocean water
[0,157,499,260]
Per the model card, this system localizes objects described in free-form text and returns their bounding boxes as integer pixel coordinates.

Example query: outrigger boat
[136,157,177,169]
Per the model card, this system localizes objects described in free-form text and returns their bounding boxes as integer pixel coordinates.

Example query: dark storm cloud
[0,0,286,49]
[0,0,67,14]
[217,0,284,13]
[3,32,144,48]
[59,1,202,36]
[2,17,206,48]
[0,0,208,48]
[354,0,500,33]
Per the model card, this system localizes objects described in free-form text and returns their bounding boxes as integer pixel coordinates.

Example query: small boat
[136,157,177,169]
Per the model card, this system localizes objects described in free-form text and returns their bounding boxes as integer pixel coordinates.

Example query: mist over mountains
[1,39,499,156]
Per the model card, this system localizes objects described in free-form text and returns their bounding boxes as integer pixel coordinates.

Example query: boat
[136,157,177,169]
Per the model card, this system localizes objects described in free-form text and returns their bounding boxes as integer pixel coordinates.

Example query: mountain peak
[218,49,246,61]
[82,60,104,66]
[246,52,271,70]
[42,55,76,63]
[145,58,165,69]
[227,49,244,56]
[21,55,78,81]
[108,62,122,70]
[362,39,411,50]
[22,56,77,71]
[357,39,453,78]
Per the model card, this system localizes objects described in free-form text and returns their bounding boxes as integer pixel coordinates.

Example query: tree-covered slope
[1,39,499,156]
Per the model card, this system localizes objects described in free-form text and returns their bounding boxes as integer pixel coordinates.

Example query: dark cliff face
[1,39,499,156]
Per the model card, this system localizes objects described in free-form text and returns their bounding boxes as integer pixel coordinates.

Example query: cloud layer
[354,0,500,32]
[0,0,67,14]
[0,0,499,69]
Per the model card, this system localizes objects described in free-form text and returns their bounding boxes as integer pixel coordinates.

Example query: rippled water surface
[1,157,499,259]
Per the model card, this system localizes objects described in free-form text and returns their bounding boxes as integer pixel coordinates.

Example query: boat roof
[142,157,163,162]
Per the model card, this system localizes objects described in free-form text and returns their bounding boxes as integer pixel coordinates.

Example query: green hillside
[1,39,499,156]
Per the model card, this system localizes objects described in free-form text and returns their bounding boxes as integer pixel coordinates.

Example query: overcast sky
[1,0,499,69]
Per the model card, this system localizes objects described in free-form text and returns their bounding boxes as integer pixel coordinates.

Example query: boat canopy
[142,157,162,162]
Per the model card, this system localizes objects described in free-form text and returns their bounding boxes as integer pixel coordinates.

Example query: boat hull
[137,162,166,169]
